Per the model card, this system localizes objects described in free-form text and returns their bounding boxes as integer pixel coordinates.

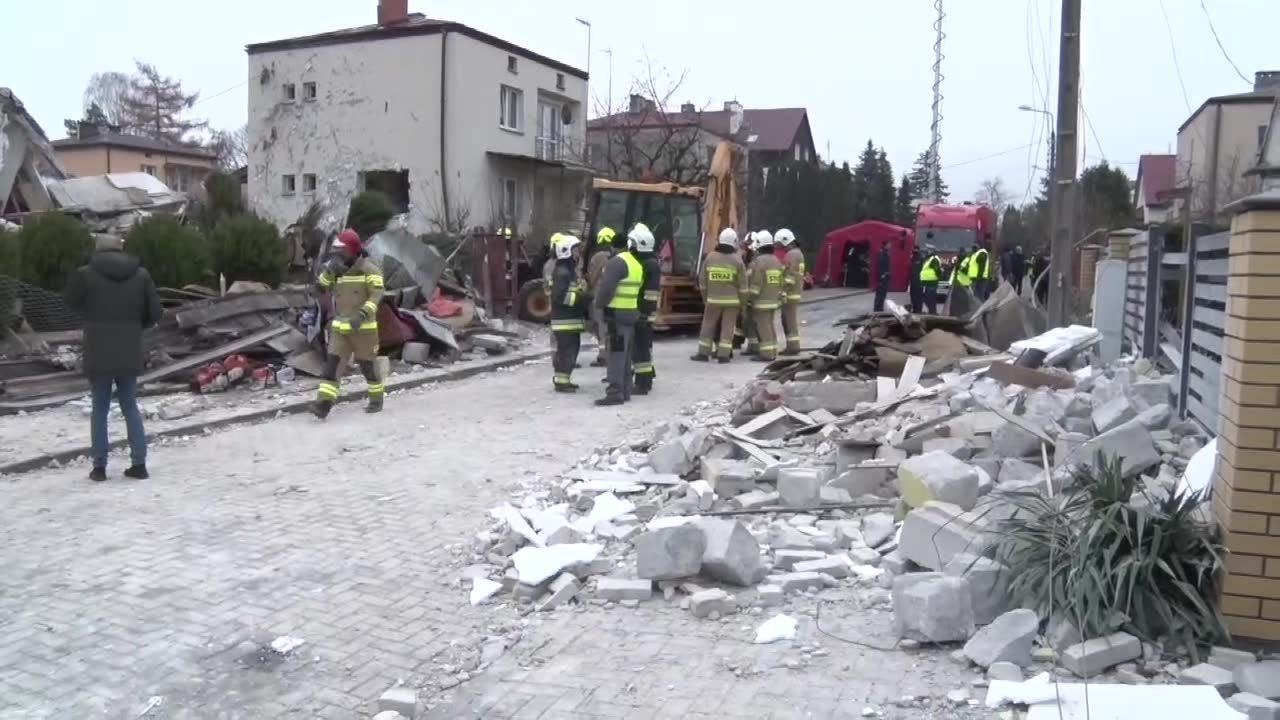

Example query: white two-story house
[245,0,590,239]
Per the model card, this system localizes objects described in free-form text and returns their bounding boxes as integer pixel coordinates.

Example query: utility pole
[1047,0,1081,327]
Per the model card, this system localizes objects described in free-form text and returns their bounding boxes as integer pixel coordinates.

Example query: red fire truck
[914,202,997,293]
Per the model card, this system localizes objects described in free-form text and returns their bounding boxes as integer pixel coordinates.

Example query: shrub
[126,216,208,288]
[990,455,1228,659]
[347,191,394,240]
[209,214,287,286]
[16,213,93,291]
[189,171,246,232]
[0,229,21,279]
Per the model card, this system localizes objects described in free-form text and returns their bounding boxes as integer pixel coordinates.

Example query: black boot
[124,465,149,479]
[633,380,652,396]
[595,395,625,407]
[364,395,384,413]
[312,399,334,419]
[717,357,731,364]
[554,384,577,393]
[89,467,106,482]
[690,353,709,362]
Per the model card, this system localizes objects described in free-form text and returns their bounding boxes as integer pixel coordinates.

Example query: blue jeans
[90,374,147,468]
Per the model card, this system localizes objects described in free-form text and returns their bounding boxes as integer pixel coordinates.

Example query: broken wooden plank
[719,426,784,449]
[735,407,790,436]
[172,290,309,330]
[985,361,1076,390]
[715,431,781,464]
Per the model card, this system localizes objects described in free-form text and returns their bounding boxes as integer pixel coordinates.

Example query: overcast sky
[6,0,1277,201]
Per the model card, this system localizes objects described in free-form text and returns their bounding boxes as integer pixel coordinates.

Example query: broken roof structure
[0,87,66,216]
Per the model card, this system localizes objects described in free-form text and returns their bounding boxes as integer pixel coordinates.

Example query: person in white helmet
[775,228,804,354]
[594,224,647,405]
[629,224,661,394]
[692,228,748,362]
[549,234,586,392]
[746,231,784,361]
[738,230,770,354]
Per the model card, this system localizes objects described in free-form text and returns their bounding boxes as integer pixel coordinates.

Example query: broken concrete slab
[700,458,759,497]
[595,577,653,602]
[732,490,780,509]
[793,556,850,579]
[1210,647,1257,672]
[1076,419,1161,478]
[1136,403,1173,431]
[690,588,736,618]
[1060,632,1142,676]
[897,451,980,511]
[1236,661,1280,700]
[962,608,1039,667]
[773,549,828,570]
[861,512,896,548]
[379,686,419,718]
[1092,395,1137,434]
[535,572,581,612]
[1181,663,1238,697]
[634,526,705,580]
[696,518,761,587]
[778,467,824,507]
[783,380,876,414]
[898,502,994,571]
[893,575,975,643]
[1228,692,1280,719]
[828,463,893,497]
[766,571,835,594]
[1129,378,1172,409]
[944,552,1011,626]
[648,439,693,476]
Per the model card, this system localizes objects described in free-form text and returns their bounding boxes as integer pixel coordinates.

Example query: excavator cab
[584,179,706,329]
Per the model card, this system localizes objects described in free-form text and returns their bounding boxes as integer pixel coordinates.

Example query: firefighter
[908,244,924,314]
[631,224,661,395]
[919,245,943,315]
[742,230,770,354]
[586,227,617,367]
[593,224,646,406]
[968,242,992,300]
[776,228,804,355]
[692,228,748,363]
[550,234,586,393]
[313,228,385,419]
[949,249,974,317]
[747,231,785,362]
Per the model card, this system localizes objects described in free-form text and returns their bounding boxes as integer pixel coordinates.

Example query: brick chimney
[681,102,696,114]
[724,100,744,135]
[378,0,409,26]
[1255,71,1280,92]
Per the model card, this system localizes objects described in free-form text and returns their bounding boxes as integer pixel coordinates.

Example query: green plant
[209,214,287,286]
[990,455,1228,660]
[189,171,246,232]
[126,216,208,288]
[16,213,93,291]
[0,229,21,278]
[347,191,394,240]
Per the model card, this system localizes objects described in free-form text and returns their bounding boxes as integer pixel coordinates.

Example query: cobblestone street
[0,293,997,720]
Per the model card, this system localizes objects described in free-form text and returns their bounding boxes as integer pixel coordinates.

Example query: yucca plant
[990,454,1229,660]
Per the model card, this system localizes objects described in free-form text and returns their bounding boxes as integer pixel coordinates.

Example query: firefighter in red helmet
[313,228,386,418]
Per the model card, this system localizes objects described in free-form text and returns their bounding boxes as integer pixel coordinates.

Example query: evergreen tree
[62,102,112,138]
[895,175,915,226]
[1079,161,1136,232]
[118,61,208,141]
[907,150,950,202]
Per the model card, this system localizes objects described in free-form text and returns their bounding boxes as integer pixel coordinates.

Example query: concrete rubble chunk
[766,571,834,594]
[733,490,780,509]
[1092,395,1137,434]
[808,408,838,425]
[773,549,828,570]
[897,451,980,511]
[861,512,896,548]
[794,556,851,579]
[943,552,1011,626]
[687,480,715,511]
[1077,419,1161,478]
[1236,661,1280,700]
[778,468,824,507]
[962,609,1039,667]
[1180,662,1238,696]
[535,572,581,612]
[783,380,876,413]
[1210,647,1257,671]
[1136,403,1173,430]
[832,520,865,548]
[696,518,761,586]
[881,549,915,575]
[1228,692,1280,719]
[997,458,1043,489]
[898,502,993,571]
[987,662,1024,683]
[1059,632,1142,676]
[828,464,893,497]
[757,584,784,606]
[893,576,975,643]
[634,526,706,580]
[821,486,853,504]
[849,546,882,566]
[922,437,975,460]
[991,420,1044,459]
[595,578,653,602]
[648,439,693,476]
[379,687,419,718]
[1129,379,1172,409]
[542,523,583,546]
[769,526,816,550]
[690,588,736,618]
[401,341,432,365]
[701,458,759,497]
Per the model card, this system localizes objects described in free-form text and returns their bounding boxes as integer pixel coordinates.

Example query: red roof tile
[1136,154,1176,207]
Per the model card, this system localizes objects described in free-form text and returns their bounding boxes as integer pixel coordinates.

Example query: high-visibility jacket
[638,255,661,321]
[700,249,748,306]
[951,256,973,288]
[607,252,643,311]
[782,247,806,302]
[550,261,585,333]
[748,252,786,310]
[319,256,383,333]
[920,255,943,283]
[968,248,991,281]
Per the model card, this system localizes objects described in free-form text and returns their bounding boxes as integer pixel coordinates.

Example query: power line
[941,144,1034,170]
[1080,96,1106,162]
[1157,0,1192,113]
[192,79,249,109]
[1199,0,1252,86]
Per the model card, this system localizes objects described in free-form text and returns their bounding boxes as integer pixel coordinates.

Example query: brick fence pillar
[1214,194,1280,640]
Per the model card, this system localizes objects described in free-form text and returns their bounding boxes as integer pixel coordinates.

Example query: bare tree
[83,72,131,126]
[208,125,247,171]
[119,61,208,142]
[975,176,1013,213]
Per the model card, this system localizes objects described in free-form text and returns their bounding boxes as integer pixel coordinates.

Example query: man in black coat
[1010,245,1027,295]
[908,246,924,313]
[65,235,163,481]
[872,243,891,312]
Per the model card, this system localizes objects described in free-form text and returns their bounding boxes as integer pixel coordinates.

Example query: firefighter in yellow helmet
[593,224,645,406]
[313,228,385,419]
[586,226,617,367]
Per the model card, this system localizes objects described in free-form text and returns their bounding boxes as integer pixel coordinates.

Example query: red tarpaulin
[814,221,915,292]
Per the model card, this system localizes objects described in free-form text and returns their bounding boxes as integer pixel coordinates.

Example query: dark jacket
[594,252,640,325]
[909,253,923,291]
[637,253,661,321]
[876,249,891,284]
[550,260,585,331]
[64,249,163,378]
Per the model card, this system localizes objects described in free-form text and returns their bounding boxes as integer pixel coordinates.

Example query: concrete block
[923,437,975,460]
[1059,632,1142,676]
[962,609,1039,667]
[634,526,705,580]
[595,578,652,602]
[1077,419,1160,478]
[779,468,824,507]
[821,486,853,504]
[808,408,838,425]
[992,420,1045,459]
[766,571,835,593]
[783,380,876,413]
[881,550,916,575]
[535,572,580,612]
[690,588,736,618]
[897,451,980,511]
[687,480,715,511]
[757,584,784,606]
[649,439,692,476]
[1129,379,1172,409]
[1092,395,1137,434]
[1210,647,1257,671]
[861,513,897,548]
[401,342,432,365]
[1228,693,1280,720]
[1045,616,1084,653]
[1025,390,1070,423]
[733,490,779,509]
[831,520,864,548]
[849,546,882,566]
[943,552,1011,626]
[773,549,828,570]
[894,576,975,643]
[696,518,761,587]
[1136,403,1173,430]
[1236,661,1280,700]
[794,556,851,579]
[836,441,879,472]
[987,662,1024,683]
[769,526,816,550]
[1180,663,1237,696]
[898,502,994,570]
[379,687,419,718]
[997,458,1043,490]
[828,464,893,497]
[700,458,759,497]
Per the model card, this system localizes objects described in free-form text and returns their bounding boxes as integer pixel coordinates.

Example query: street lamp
[575,18,591,80]
[1019,104,1057,298]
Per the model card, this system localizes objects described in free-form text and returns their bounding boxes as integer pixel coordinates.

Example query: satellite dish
[560,105,574,125]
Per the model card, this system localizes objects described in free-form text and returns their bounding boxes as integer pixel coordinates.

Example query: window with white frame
[303,82,317,101]
[794,144,802,161]
[500,86,523,131]
[556,73,566,91]
[536,101,564,160]
[507,55,518,74]
[499,177,519,223]
[283,83,296,101]
[282,174,296,195]
[303,173,317,193]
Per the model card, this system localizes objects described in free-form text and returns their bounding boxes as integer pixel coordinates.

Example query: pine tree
[907,150,950,202]
[895,175,915,226]
[62,102,112,138]
[118,61,208,141]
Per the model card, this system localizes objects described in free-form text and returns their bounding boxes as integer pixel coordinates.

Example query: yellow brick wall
[1216,206,1280,640]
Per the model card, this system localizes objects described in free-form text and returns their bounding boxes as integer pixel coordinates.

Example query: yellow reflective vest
[319,256,384,332]
[608,252,643,311]
[920,255,942,283]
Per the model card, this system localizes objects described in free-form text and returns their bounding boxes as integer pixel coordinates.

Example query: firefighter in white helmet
[692,228,748,362]
[549,234,586,392]
[594,224,647,405]
[746,230,785,361]
[775,228,804,354]
[629,224,661,395]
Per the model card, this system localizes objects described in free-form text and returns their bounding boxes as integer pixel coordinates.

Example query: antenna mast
[928,0,945,202]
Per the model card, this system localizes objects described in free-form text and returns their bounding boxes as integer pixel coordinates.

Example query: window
[507,55,518,74]
[499,177,519,223]
[794,144,802,161]
[141,164,157,176]
[303,173,317,193]
[500,85,524,131]
[357,170,411,213]
[536,101,563,160]
[165,165,197,193]
[283,83,296,101]
[303,82,317,101]
[282,174,296,195]
[556,73,566,91]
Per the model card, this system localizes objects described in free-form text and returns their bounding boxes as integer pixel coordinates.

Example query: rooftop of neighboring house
[243,8,587,80]
[1135,154,1177,207]
[1179,70,1280,132]
[588,100,811,153]
[52,130,216,160]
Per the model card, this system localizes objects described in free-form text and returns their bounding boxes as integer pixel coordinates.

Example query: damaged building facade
[245,0,590,237]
